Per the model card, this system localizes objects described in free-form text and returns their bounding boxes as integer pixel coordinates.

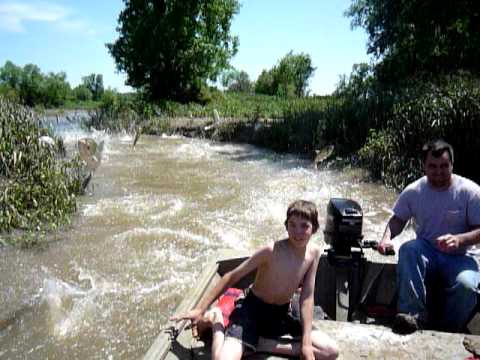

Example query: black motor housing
[324,198,363,255]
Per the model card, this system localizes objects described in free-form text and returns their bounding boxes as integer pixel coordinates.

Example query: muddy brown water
[0,126,413,359]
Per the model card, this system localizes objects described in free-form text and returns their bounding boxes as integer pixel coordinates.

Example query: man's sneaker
[392,313,422,334]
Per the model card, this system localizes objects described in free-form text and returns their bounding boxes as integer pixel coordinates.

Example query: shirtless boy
[173,200,339,360]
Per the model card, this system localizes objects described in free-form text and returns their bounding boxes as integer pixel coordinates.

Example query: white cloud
[57,19,96,36]
[0,1,93,35]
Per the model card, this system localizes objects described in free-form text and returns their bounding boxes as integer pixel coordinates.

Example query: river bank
[156,115,359,174]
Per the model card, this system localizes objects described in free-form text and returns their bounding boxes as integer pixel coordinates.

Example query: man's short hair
[422,140,454,164]
[285,200,319,234]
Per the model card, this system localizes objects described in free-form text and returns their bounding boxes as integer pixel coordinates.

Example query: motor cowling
[324,198,363,255]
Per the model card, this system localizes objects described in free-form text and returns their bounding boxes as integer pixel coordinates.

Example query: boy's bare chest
[263,253,309,287]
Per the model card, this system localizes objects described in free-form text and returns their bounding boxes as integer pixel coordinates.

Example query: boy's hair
[284,200,319,234]
[421,139,454,164]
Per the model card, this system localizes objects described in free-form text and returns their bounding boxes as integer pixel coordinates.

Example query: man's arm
[171,245,272,323]
[299,248,320,360]
[378,215,408,254]
[437,226,480,253]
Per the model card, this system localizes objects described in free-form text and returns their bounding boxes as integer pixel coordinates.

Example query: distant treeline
[0,60,106,108]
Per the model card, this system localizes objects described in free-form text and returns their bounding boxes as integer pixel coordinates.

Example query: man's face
[286,214,313,247]
[423,150,453,190]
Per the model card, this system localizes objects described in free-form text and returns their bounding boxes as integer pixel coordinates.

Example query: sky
[0,0,371,95]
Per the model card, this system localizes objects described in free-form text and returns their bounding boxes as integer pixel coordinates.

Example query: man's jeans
[397,239,480,332]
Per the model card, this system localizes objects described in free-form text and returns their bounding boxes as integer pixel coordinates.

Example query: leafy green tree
[0,61,22,90]
[334,63,374,99]
[0,61,74,107]
[73,84,93,101]
[254,51,315,97]
[42,72,70,107]
[82,74,104,101]
[19,64,44,106]
[346,0,480,84]
[276,51,315,97]
[254,69,275,96]
[221,68,252,92]
[107,0,239,102]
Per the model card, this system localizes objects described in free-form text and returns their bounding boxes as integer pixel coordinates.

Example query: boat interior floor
[167,318,479,360]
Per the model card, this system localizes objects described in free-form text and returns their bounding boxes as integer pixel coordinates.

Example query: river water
[0,123,411,359]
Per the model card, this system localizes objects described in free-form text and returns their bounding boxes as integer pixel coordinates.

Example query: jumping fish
[313,145,335,169]
[78,138,103,172]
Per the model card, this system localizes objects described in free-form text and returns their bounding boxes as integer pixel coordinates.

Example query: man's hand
[301,344,315,360]
[436,234,462,253]
[378,239,395,255]
[378,215,405,255]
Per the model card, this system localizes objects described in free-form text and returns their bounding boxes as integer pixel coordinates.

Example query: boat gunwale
[144,250,250,360]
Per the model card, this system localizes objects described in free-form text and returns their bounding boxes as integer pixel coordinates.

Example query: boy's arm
[172,244,272,323]
[299,247,320,360]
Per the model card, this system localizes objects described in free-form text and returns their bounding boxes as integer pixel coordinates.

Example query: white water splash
[39,263,126,339]
[113,227,212,246]
[150,198,184,221]
[82,194,185,219]
[42,278,91,338]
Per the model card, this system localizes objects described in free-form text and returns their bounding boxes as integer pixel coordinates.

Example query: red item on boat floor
[217,288,243,327]
[465,356,480,360]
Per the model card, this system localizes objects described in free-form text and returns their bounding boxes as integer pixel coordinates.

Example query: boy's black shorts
[225,290,302,351]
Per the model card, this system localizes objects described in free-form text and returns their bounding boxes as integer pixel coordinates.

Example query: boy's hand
[170,308,203,324]
[301,344,315,360]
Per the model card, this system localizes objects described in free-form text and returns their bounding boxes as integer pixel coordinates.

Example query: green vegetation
[0,97,84,246]
[208,95,328,153]
[255,51,315,98]
[344,0,480,188]
[346,0,480,86]
[84,90,156,133]
[81,74,105,101]
[359,75,480,189]
[159,91,289,119]
[221,68,253,93]
[107,0,240,103]
[0,60,106,109]
[0,61,70,108]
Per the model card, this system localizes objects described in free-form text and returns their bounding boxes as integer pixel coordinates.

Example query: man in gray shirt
[378,140,480,333]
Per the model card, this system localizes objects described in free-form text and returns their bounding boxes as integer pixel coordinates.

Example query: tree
[276,51,315,97]
[107,0,239,103]
[73,84,93,101]
[346,0,480,85]
[19,64,43,107]
[254,69,275,95]
[254,51,315,97]
[0,61,22,90]
[221,68,252,92]
[82,74,104,101]
[334,63,374,100]
[43,72,70,107]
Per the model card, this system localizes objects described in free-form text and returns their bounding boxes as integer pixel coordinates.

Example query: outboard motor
[324,198,363,256]
[323,198,366,322]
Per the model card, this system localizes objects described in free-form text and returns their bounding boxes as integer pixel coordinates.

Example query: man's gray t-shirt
[393,174,480,248]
